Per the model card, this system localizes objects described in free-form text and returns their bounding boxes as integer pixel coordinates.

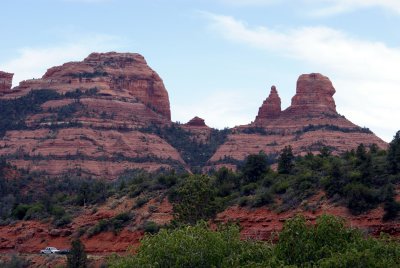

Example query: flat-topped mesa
[185,116,208,127]
[5,52,171,120]
[284,73,337,116]
[254,85,282,124]
[0,71,13,94]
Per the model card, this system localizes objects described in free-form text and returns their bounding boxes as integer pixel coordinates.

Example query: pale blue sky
[1,0,400,141]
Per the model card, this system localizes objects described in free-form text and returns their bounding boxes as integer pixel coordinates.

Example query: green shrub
[142,221,160,234]
[107,222,274,268]
[67,239,87,268]
[87,213,132,237]
[53,214,72,227]
[251,189,273,207]
[172,175,218,225]
[133,197,149,209]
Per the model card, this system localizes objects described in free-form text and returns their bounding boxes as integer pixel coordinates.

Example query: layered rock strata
[0,52,179,177]
[254,85,281,124]
[0,71,13,94]
[208,73,387,168]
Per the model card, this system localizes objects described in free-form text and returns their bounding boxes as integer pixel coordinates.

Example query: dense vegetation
[0,88,99,137]
[108,215,400,268]
[141,124,230,172]
[0,133,399,267]
[1,131,399,229]
[0,89,61,136]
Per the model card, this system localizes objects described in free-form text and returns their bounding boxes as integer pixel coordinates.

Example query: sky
[1,0,400,142]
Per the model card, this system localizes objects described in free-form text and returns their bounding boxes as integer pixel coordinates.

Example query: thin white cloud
[221,0,400,15]
[63,0,112,3]
[307,0,400,16]
[220,0,281,6]
[1,34,122,87]
[205,13,400,141]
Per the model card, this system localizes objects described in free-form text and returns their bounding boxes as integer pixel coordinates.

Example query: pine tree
[387,131,400,174]
[278,146,295,174]
[67,239,87,268]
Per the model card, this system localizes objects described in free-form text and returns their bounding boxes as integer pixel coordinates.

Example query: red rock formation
[185,116,207,127]
[182,117,212,143]
[0,71,13,94]
[208,73,387,167]
[254,86,281,125]
[284,73,337,116]
[0,128,186,178]
[1,52,171,120]
[0,53,179,176]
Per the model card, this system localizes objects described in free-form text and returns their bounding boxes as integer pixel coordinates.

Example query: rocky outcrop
[284,73,337,116]
[0,71,13,94]
[1,52,171,120]
[208,73,387,167]
[0,58,389,177]
[0,128,186,178]
[0,52,178,177]
[185,116,208,127]
[182,117,212,143]
[254,86,281,124]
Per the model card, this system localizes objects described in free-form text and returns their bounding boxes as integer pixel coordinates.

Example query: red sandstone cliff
[255,85,282,125]
[0,53,183,177]
[208,73,387,166]
[1,52,170,120]
[0,57,389,177]
[0,71,13,95]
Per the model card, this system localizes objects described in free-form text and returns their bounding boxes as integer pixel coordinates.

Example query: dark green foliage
[0,254,29,268]
[387,130,400,174]
[64,88,99,99]
[140,124,230,172]
[240,126,267,135]
[296,124,373,134]
[278,146,295,174]
[67,239,87,268]
[383,200,400,221]
[87,212,132,237]
[75,180,109,206]
[344,182,379,214]
[171,175,218,225]
[0,89,61,136]
[251,189,273,207]
[133,197,149,208]
[70,71,108,79]
[241,153,269,183]
[55,101,85,121]
[142,220,160,234]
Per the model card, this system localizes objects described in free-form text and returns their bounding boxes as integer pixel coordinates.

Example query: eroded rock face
[2,52,171,120]
[207,73,387,169]
[185,116,207,127]
[254,86,281,124]
[0,52,178,177]
[0,71,13,94]
[285,73,336,115]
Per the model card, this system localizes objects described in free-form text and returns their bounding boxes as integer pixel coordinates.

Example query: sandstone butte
[208,73,387,168]
[0,52,387,178]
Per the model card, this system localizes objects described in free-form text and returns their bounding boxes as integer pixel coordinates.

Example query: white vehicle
[40,247,60,254]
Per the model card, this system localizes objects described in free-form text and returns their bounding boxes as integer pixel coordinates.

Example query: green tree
[67,239,87,268]
[172,175,218,225]
[107,222,274,268]
[278,146,295,174]
[241,153,269,183]
[387,130,400,174]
